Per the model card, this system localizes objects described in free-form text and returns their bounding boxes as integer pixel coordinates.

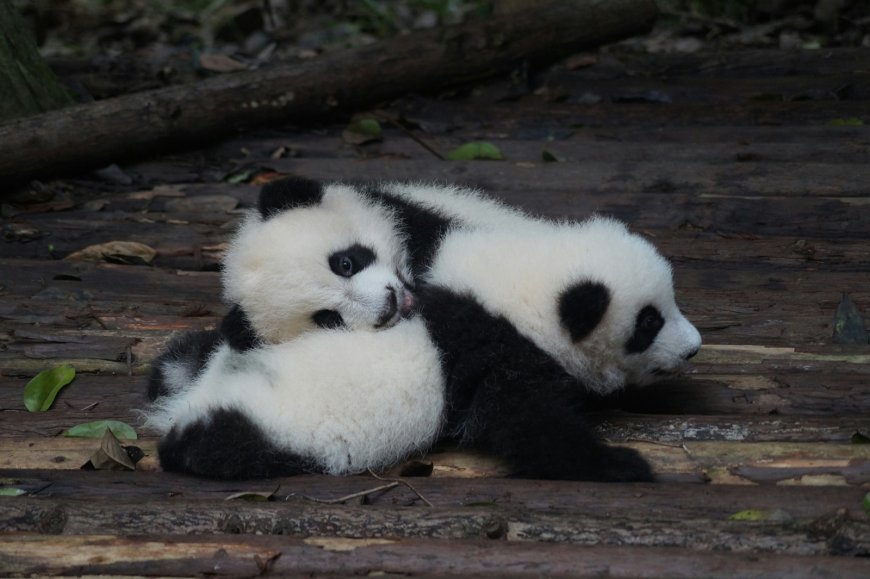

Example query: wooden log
[0,498,867,556]
[3,469,866,521]
[1,535,868,578]
[0,0,659,185]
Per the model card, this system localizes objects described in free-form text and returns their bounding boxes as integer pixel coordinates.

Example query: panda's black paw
[595,446,655,482]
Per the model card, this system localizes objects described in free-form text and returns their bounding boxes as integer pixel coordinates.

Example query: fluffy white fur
[427,215,702,393]
[146,317,445,474]
[382,182,529,228]
[223,183,413,343]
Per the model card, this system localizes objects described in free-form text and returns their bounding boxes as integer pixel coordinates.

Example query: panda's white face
[427,216,702,394]
[222,184,415,344]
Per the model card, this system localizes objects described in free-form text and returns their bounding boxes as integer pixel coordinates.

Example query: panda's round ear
[258,177,324,218]
[558,281,611,342]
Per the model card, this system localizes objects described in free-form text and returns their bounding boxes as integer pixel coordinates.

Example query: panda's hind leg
[471,375,654,482]
[158,406,313,480]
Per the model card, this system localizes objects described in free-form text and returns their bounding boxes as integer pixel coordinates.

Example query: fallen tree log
[1,498,867,556]
[3,535,868,578]
[0,0,658,186]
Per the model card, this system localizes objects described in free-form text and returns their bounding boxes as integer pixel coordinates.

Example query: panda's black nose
[684,348,700,360]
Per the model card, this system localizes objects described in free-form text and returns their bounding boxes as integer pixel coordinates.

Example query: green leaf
[864,493,870,517]
[23,365,75,412]
[729,509,770,521]
[343,117,383,145]
[225,169,254,184]
[828,117,864,126]
[447,142,504,161]
[542,150,559,163]
[852,432,870,444]
[65,420,138,440]
[0,488,27,497]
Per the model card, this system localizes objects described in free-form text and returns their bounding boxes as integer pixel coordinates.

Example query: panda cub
[147,178,416,402]
[145,179,444,479]
[349,181,703,481]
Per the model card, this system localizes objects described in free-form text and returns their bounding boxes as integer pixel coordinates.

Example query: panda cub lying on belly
[145,179,444,479]
[348,181,702,481]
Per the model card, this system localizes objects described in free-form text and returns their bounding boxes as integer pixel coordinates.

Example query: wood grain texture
[1,44,869,574]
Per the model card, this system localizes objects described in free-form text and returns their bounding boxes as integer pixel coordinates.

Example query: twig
[373,111,445,161]
[300,482,399,505]
[368,468,433,507]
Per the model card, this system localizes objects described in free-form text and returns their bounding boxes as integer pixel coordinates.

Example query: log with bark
[0,0,658,186]
[3,535,868,578]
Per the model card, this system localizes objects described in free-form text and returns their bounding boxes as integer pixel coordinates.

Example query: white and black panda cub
[146,178,443,479]
[147,178,416,402]
[346,180,702,481]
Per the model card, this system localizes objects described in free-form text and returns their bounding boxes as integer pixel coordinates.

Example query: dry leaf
[304,538,395,552]
[83,429,137,471]
[65,241,157,264]
[199,53,248,73]
[126,185,186,201]
[564,54,598,70]
[164,195,239,213]
[225,487,278,502]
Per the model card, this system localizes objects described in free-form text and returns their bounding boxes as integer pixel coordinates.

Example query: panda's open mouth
[375,287,416,328]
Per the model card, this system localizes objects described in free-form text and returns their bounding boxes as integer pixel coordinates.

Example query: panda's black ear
[558,281,610,342]
[258,177,324,219]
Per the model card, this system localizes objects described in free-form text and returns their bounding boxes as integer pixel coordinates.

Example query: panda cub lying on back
[146,180,444,478]
[147,178,416,402]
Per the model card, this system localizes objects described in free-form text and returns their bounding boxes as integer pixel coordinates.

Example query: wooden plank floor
[1,48,869,577]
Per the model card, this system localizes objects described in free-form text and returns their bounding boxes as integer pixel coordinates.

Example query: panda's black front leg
[469,375,654,482]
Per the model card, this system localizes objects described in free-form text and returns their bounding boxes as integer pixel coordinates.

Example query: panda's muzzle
[375,286,416,328]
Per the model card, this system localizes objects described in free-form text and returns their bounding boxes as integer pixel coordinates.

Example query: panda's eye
[329,245,376,278]
[640,310,663,331]
[339,256,354,276]
[625,305,665,354]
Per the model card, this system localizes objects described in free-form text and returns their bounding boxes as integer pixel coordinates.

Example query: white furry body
[146,317,445,474]
[224,184,413,344]
[427,216,701,393]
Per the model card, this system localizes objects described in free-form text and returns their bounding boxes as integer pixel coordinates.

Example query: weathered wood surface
[1,46,870,575]
[2,437,868,486]
[3,535,868,578]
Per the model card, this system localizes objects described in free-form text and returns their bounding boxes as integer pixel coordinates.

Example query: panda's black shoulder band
[258,177,324,218]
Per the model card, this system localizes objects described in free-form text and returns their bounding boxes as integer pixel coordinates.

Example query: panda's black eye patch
[625,305,665,354]
[329,244,376,277]
[312,310,345,329]
[558,281,611,342]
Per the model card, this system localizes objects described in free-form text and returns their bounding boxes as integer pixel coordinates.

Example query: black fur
[625,305,664,354]
[312,309,345,329]
[558,281,611,342]
[158,407,313,479]
[329,244,377,277]
[258,176,323,219]
[220,305,260,351]
[358,185,454,277]
[147,329,222,401]
[420,284,653,482]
